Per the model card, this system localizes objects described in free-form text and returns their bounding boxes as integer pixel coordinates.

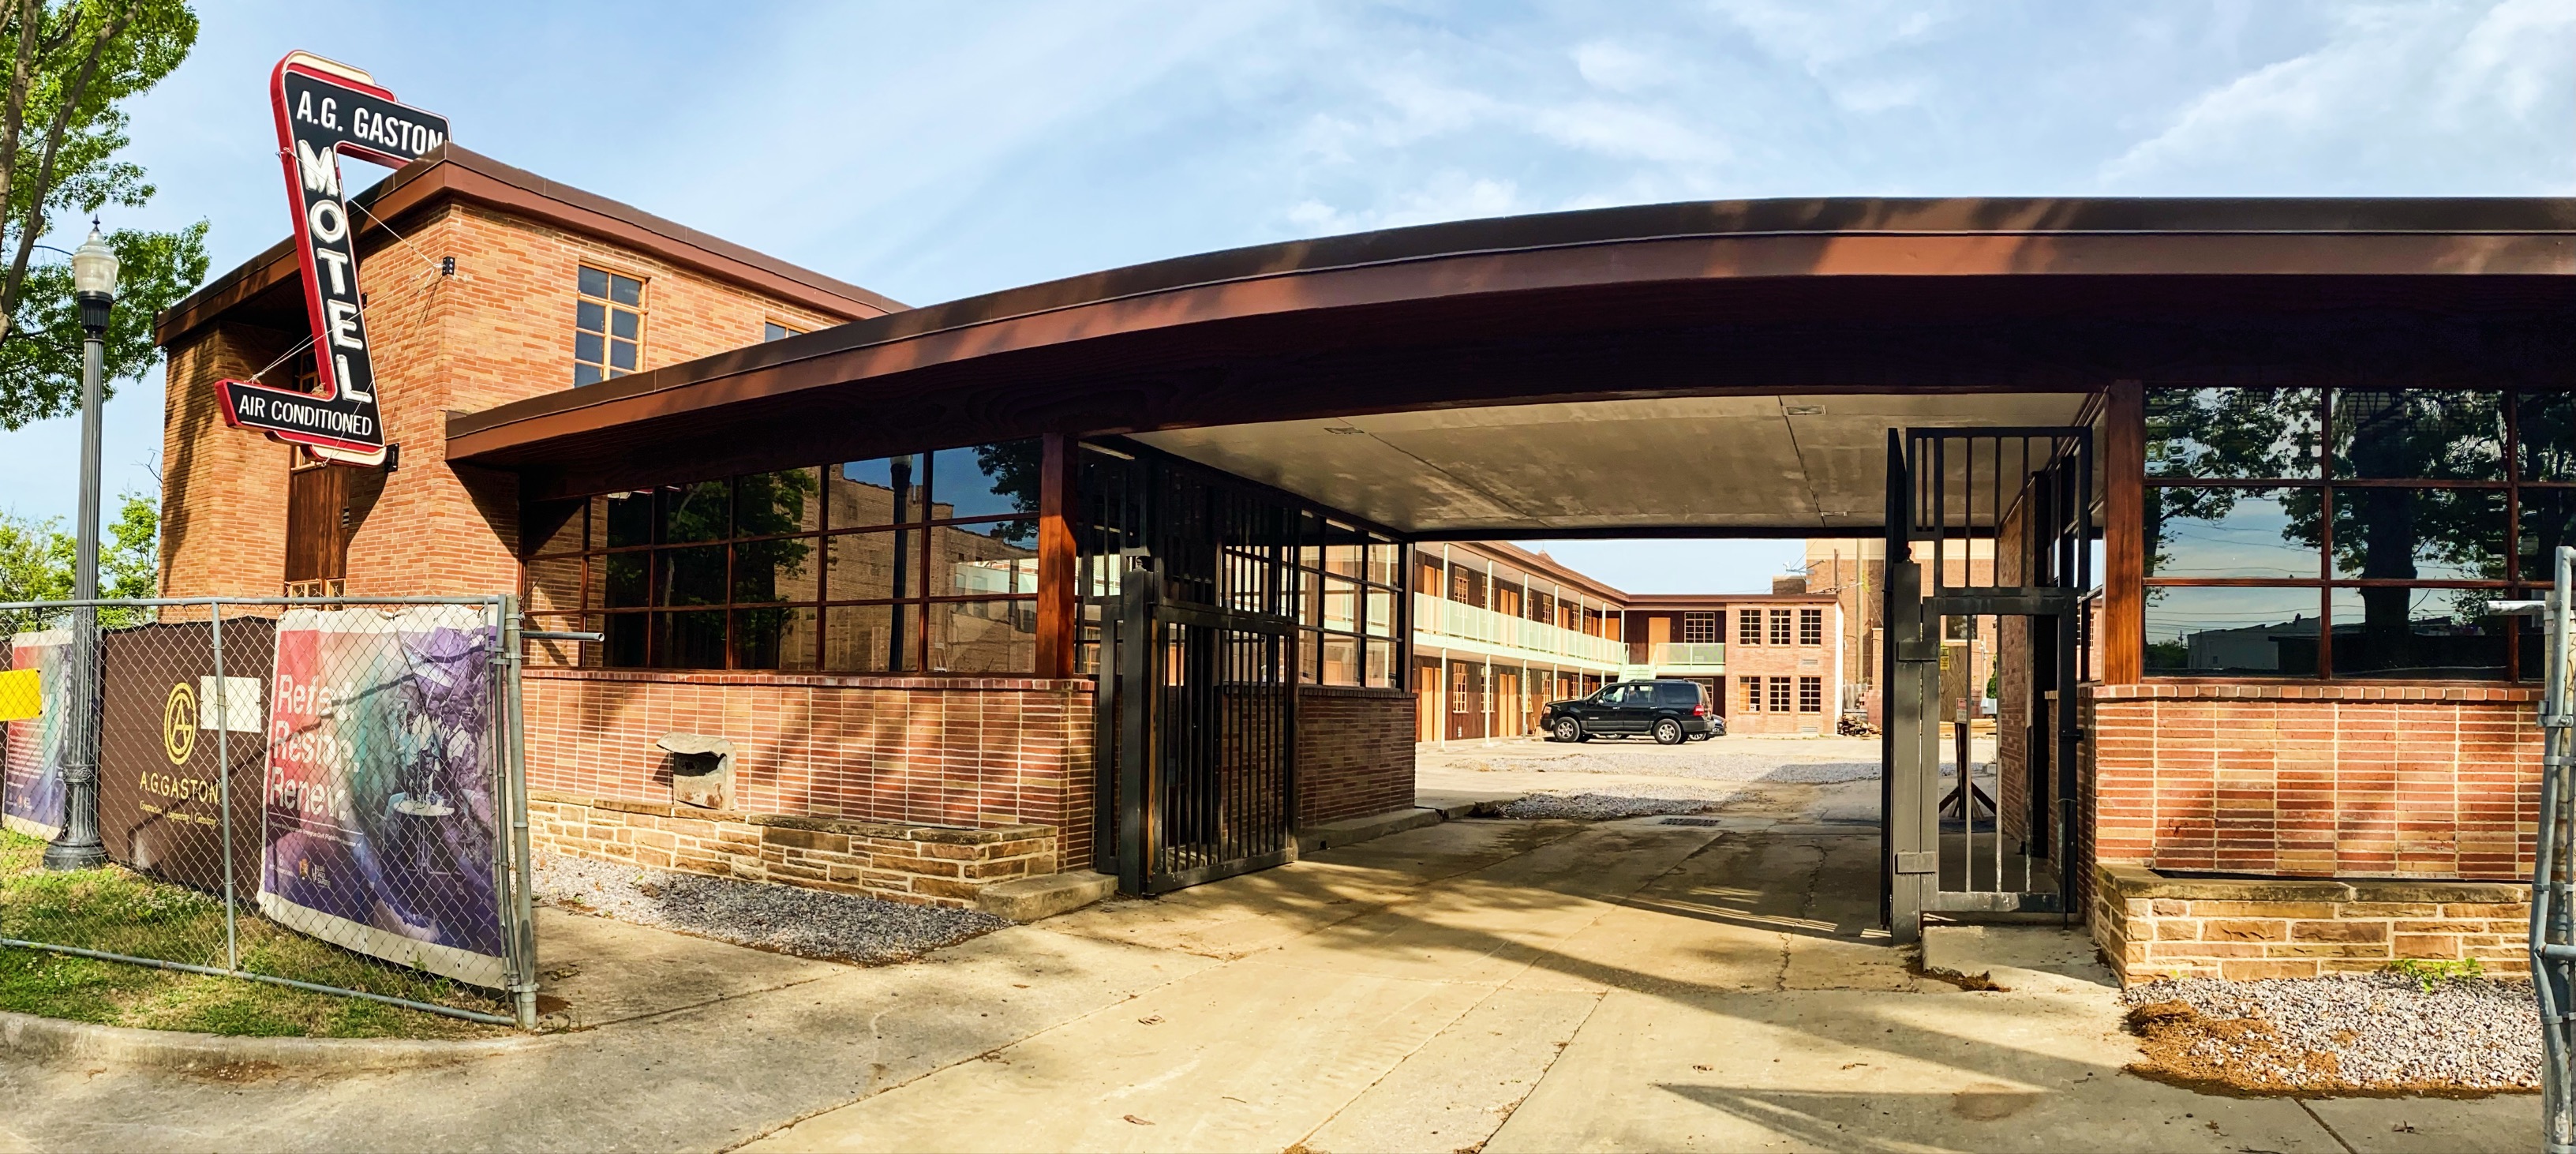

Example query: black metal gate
[1883,426,2091,942]
[1081,447,1300,894]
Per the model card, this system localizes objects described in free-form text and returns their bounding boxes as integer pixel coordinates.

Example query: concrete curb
[0,1010,537,1074]
[1297,802,1484,854]
[978,871,1119,923]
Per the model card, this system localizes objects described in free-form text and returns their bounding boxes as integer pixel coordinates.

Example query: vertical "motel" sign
[213,52,449,467]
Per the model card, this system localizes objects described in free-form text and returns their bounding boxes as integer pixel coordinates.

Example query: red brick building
[155,149,2576,953]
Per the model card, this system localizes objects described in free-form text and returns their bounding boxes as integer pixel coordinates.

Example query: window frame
[1798,608,1823,646]
[572,265,647,387]
[2142,385,2555,681]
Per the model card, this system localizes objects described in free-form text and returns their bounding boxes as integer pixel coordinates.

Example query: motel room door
[1882,426,2091,944]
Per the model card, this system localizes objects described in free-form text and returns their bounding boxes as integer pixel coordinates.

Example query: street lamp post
[42,223,118,871]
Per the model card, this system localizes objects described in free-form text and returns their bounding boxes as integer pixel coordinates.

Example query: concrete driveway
[0,766,2535,1152]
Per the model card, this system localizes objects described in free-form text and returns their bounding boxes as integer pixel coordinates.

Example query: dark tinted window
[1656,682,1697,706]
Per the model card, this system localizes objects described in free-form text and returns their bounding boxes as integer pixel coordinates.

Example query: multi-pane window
[1529,590,1556,625]
[1738,610,1763,646]
[1798,676,1823,713]
[573,267,642,387]
[522,440,1041,673]
[1799,608,1823,646]
[1682,611,1719,645]
[1295,521,1405,687]
[1767,677,1793,713]
[1741,676,1763,712]
[2143,388,2576,680]
[762,321,801,343]
[1768,609,1793,646]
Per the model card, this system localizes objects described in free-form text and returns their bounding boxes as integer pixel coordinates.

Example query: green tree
[0,0,208,430]
[0,489,154,630]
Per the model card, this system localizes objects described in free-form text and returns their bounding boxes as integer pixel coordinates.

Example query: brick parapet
[2093,864,2528,984]
[1296,686,1415,827]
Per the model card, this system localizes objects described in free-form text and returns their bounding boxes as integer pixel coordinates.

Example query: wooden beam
[2102,380,2145,684]
[1034,433,1080,680]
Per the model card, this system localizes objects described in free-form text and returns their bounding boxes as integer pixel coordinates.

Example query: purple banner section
[257,606,504,987]
[2,630,70,841]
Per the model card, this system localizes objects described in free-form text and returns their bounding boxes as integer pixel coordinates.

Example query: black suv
[1541,680,1720,744]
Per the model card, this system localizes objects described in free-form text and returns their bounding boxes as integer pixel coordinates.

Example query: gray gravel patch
[2123,972,2540,1091]
[535,851,1008,964]
[1474,792,1726,821]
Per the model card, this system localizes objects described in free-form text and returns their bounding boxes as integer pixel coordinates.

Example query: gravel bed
[535,851,1008,963]
[1473,792,1727,821]
[2121,972,2540,1092]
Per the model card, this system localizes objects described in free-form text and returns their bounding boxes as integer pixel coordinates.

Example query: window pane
[576,299,605,332]
[1323,576,1356,631]
[1366,639,1395,688]
[605,490,654,547]
[2331,389,2505,481]
[578,266,609,298]
[608,273,642,305]
[1320,636,1359,686]
[2521,489,2576,582]
[607,367,628,379]
[2330,587,2507,680]
[2519,392,2576,482]
[656,546,727,606]
[659,481,730,543]
[650,611,727,669]
[732,537,820,603]
[609,309,638,340]
[2146,387,2321,479]
[2330,489,2505,581]
[601,553,648,608]
[2144,586,2323,676]
[735,468,822,537]
[831,456,926,526]
[574,331,604,364]
[732,606,818,671]
[605,612,646,667]
[930,441,1040,521]
[573,362,602,388]
[763,322,790,343]
[608,339,638,371]
[926,599,1034,673]
[1366,588,1394,638]
[2144,486,2317,579]
[823,603,912,673]
[933,523,1036,595]
[1369,542,1401,586]
[827,530,919,600]
[1325,541,1364,579]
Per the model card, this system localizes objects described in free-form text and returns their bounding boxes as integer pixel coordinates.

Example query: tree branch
[0,0,49,334]
[0,0,126,327]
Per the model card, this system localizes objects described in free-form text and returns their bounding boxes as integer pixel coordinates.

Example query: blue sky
[0,0,2568,594]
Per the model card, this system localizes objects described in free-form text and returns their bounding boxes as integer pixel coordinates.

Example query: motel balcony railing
[1649,643,1728,669]
[1412,592,1630,667]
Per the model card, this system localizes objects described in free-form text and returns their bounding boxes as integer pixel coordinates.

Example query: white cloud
[1533,100,1729,168]
[1285,173,1526,235]
[1573,40,1662,93]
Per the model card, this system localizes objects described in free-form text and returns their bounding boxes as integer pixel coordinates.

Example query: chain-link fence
[0,595,537,1028]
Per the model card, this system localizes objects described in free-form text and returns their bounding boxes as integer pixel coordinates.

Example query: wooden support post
[1035,433,1079,680]
[2102,380,2145,684]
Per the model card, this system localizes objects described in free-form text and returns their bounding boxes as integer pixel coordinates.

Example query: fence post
[495,595,538,1029]
[214,605,238,972]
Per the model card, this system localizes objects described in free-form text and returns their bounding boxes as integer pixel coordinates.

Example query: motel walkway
[0,774,2535,1152]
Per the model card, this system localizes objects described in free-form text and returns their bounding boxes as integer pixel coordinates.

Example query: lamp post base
[40,838,107,871]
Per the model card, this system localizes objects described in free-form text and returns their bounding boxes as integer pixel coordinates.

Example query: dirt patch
[1910,962,2005,991]
[2121,998,2524,1098]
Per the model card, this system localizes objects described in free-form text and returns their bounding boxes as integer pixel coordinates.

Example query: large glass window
[2142,387,2556,680]
[1294,519,1404,688]
[523,440,1043,673]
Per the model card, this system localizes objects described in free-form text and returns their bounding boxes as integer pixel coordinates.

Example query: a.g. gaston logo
[162,682,197,765]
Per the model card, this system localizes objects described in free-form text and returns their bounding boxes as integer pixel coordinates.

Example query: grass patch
[2387,956,2487,992]
[0,832,509,1038]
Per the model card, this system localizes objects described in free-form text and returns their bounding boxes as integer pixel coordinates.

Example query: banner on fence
[2,629,71,840]
[99,618,273,894]
[257,606,505,987]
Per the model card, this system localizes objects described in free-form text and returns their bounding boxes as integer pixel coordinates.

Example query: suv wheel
[1653,718,1684,745]
[1554,717,1582,743]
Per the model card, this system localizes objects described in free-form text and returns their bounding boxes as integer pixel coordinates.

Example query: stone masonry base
[530,790,1056,909]
[2094,864,2527,985]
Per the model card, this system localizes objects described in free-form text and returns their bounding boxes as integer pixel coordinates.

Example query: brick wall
[2087,684,2540,881]
[1297,686,1414,826]
[530,792,1054,908]
[524,669,1095,868]
[159,324,296,598]
[2094,864,2528,984]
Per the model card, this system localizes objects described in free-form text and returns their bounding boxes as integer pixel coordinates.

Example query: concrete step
[975,871,1118,923]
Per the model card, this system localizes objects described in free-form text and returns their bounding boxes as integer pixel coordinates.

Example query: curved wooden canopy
[444,196,2576,502]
